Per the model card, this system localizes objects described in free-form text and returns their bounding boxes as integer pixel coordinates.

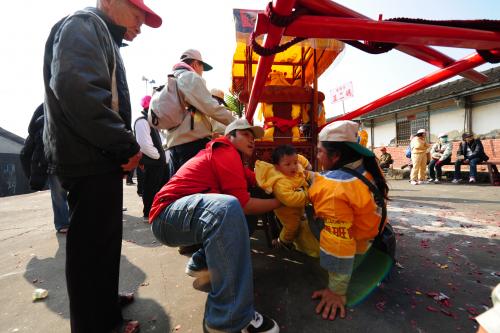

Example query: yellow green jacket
[307,163,384,294]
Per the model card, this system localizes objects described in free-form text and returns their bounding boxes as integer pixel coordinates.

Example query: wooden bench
[442,160,500,185]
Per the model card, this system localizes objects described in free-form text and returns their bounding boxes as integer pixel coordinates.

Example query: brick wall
[374,138,500,169]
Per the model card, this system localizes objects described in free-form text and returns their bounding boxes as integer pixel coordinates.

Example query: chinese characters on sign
[331,81,354,104]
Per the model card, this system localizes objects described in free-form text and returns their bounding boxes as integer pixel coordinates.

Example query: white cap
[318,120,374,157]
[417,129,426,134]
[180,49,212,71]
[438,132,448,138]
[224,118,264,138]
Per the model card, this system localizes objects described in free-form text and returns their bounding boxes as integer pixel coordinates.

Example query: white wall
[429,107,464,141]
[472,102,500,135]
[373,119,395,147]
[0,136,23,154]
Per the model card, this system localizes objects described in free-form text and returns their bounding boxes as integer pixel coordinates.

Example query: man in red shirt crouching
[149,118,281,333]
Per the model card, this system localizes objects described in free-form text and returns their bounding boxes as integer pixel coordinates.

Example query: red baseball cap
[128,0,162,28]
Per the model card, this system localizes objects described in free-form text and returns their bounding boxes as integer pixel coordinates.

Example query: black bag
[339,167,396,260]
[307,168,396,260]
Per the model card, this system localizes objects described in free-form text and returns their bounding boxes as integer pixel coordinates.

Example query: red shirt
[149,137,253,222]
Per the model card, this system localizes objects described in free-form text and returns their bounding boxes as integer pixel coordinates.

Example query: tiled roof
[0,127,25,145]
[361,65,500,120]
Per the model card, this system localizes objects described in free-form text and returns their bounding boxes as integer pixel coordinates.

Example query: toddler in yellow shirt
[255,145,312,248]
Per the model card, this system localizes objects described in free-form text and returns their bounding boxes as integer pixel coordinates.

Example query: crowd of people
[377,130,491,185]
[26,1,496,332]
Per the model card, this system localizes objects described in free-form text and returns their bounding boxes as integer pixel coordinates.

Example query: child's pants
[275,206,303,243]
[411,152,427,181]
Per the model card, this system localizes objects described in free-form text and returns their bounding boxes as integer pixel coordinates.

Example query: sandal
[112,320,140,333]
[118,292,134,308]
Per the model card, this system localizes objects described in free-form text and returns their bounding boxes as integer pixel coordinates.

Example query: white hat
[417,129,426,134]
[180,49,212,71]
[318,120,374,157]
[438,132,448,138]
[224,118,264,138]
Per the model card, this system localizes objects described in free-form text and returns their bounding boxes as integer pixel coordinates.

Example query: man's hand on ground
[312,288,346,320]
[121,152,142,172]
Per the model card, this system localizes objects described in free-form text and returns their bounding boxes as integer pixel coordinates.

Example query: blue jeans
[48,175,69,231]
[454,158,481,179]
[151,194,254,331]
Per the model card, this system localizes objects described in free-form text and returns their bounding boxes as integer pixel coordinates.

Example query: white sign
[331,81,354,104]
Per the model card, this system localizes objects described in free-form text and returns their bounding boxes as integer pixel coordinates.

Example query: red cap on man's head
[380,147,387,152]
[128,0,162,28]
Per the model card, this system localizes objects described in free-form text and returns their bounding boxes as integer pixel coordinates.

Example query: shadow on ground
[23,234,171,332]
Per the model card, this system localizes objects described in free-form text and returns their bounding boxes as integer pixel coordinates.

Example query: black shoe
[178,244,202,255]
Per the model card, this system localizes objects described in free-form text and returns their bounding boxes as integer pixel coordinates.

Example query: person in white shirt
[134,95,168,219]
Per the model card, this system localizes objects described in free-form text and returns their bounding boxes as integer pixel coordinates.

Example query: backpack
[405,144,411,158]
[148,74,188,130]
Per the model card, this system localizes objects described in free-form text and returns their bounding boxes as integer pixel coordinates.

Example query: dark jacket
[19,104,48,190]
[42,8,139,177]
[457,139,489,162]
[134,111,166,166]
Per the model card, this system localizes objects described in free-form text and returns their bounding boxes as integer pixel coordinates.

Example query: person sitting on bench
[378,147,393,169]
[452,132,489,184]
[428,133,452,183]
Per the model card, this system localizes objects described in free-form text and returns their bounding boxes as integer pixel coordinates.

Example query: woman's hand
[311,288,346,320]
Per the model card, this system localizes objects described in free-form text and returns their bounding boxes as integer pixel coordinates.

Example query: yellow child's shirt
[255,154,310,243]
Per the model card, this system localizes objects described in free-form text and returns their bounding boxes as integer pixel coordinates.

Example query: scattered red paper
[426,305,439,312]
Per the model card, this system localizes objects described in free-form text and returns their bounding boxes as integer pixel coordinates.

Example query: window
[396,113,429,146]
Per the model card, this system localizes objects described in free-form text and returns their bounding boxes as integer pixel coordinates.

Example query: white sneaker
[410,180,418,185]
[451,179,460,184]
[419,180,430,184]
[469,177,476,183]
[241,312,279,333]
[204,311,279,333]
[434,179,440,184]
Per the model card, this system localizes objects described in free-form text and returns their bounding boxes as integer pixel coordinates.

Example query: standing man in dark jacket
[452,132,489,183]
[134,95,168,220]
[42,1,161,332]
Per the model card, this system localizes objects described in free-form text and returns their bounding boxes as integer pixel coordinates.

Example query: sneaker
[204,311,279,333]
[427,178,435,182]
[410,180,418,185]
[451,179,460,184]
[434,179,440,184]
[469,177,476,183]
[419,180,429,184]
[241,312,279,333]
[186,267,211,293]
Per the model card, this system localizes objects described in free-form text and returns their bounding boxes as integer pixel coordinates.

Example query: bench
[441,160,500,185]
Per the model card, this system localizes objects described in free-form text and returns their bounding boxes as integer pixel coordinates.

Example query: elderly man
[150,119,281,333]
[452,132,489,183]
[43,0,161,332]
[378,147,393,169]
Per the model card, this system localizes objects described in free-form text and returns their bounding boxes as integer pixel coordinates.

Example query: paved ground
[0,180,499,333]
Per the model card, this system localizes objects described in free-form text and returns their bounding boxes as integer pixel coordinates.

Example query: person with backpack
[303,120,391,320]
[42,1,161,332]
[162,49,235,181]
[20,104,70,234]
[134,95,168,220]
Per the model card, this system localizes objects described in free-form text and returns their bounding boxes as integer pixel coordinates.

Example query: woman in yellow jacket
[307,120,389,320]
[410,129,430,185]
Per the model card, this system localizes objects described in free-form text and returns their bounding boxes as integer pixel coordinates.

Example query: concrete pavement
[0,180,499,332]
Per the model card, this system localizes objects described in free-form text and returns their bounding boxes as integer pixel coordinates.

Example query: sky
[1,0,499,138]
